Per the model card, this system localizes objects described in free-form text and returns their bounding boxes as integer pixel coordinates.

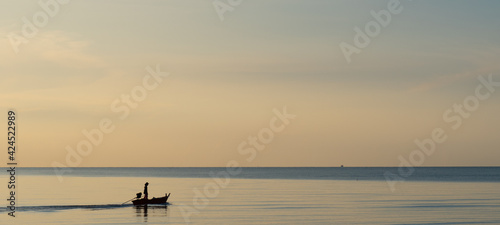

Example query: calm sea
[1,167,500,224]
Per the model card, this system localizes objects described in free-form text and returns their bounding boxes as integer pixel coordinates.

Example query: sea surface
[1,167,500,224]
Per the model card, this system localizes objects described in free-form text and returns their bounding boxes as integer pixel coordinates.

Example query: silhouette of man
[143,182,149,200]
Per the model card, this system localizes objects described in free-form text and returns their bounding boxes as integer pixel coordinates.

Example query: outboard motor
[136,192,142,199]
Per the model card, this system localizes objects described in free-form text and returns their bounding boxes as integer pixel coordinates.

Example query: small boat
[132,193,171,206]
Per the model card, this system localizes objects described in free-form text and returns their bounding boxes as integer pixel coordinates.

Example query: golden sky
[1,1,499,167]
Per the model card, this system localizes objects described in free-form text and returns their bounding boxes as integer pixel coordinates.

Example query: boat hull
[132,193,170,205]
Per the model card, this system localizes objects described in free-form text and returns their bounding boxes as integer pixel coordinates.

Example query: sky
[0,0,499,167]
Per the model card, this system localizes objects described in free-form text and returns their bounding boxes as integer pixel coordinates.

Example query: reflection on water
[3,175,499,224]
[135,204,169,221]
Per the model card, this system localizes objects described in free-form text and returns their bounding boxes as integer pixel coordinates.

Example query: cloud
[1,30,104,68]
[408,47,500,93]
[0,29,116,97]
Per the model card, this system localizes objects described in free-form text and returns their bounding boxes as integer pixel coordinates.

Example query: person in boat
[143,182,149,200]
